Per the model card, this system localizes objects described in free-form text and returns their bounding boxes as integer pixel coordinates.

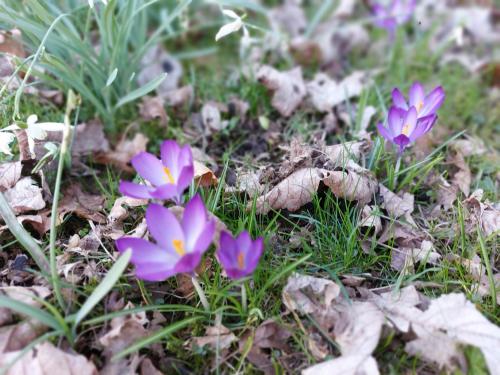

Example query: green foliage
[0,0,190,128]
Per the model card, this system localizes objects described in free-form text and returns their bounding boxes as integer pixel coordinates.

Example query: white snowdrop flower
[215,9,247,42]
[88,0,108,9]
[0,131,15,155]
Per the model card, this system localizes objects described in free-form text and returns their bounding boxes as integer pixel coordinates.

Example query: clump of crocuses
[378,82,445,153]
[116,139,264,311]
[371,0,415,38]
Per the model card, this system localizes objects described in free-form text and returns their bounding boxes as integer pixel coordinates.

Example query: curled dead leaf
[3,177,45,214]
[193,161,217,187]
[257,65,307,117]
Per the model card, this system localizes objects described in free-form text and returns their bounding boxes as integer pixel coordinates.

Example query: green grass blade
[114,73,167,109]
[0,296,61,331]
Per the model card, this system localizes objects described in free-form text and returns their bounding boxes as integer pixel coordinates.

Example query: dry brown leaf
[269,0,307,37]
[58,184,106,224]
[96,133,148,172]
[0,29,25,58]
[0,161,22,191]
[323,170,377,205]
[139,96,168,126]
[254,168,328,214]
[225,169,264,197]
[140,358,162,375]
[193,160,217,187]
[358,205,382,235]
[302,302,383,375]
[0,342,98,375]
[239,320,292,375]
[0,320,47,353]
[445,253,484,281]
[463,189,500,236]
[391,240,441,274]
[451,137,487,157]
[306,71,368,113]
[323,140,368,166]
[201,102,225,132]
[256,65,306,117]
[379,184,414,220]
[192,324,236,351]
[99,303,149,357]
[450,152,472,196]
[3,177,45,214]
[405,293,500,374]
[282,273,340,316]
[163,85,193,107]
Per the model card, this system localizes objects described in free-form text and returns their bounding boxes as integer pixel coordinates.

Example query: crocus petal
[410,114,437,142]
[119,181,153,199]
[388,106,405,135]
[377,123,393,141]
[421,86,445,117]
[192,220,216,254]
[149,184,179,201]
[173,252,203,274]
[131,152,168,187]
[393,134,410,152]
[160,140,181,180]
[116,237,177,266]
[408,82,425,110]
[182,194,209,251]
[217,231,238,267]
[146,204,184,250]
[176,165,194,192]
[134,263,177,281]
[245,237,264,275]
[391,88,408,109]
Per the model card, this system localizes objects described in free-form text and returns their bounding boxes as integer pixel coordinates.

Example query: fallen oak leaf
[58,184,106,224]
[96,133,148,172]
[0,161,22,191]
[379,184,414,220]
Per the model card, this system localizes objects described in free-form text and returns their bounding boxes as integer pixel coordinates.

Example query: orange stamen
[172,239,185,256]
[164,167,175,184]
[237,252,245,269]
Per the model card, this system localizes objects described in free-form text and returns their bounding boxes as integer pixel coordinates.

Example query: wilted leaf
[4,177,45,214]
[405,293,500,374]
[358,205,382,235]
[257,65,307,117]
[58,184,106,224]
[96,133,148,172]
[201,102,225,132]
[0,286,51,326]
[192,324,236,350]
[269,1,307,38]
[379,184,414,220]
[0,161,22,191]
[138,45,182,96]
[390,240,441,274]
[323,170,377,205]
[0,342,98,375]
[99,303,149,357]
[193,161,217,187]
[0,320,47,353]
[254,168,328,214]
[139,96,168,126]
[307,72,369,113]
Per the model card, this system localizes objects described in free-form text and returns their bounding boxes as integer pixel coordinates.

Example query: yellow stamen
[401,124,411,136]
[164,167,175,184]
[237,252,245,269]
[416,101,424,113]
[172,239,185,256]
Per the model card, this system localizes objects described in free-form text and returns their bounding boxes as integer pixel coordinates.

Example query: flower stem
[191,276,210,312]
[241,282,247,313]
[393,154,402,190]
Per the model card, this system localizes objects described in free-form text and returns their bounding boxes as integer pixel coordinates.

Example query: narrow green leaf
[106,68,118,87]
[73,249,131,327]
[113,316,203,360]
[0,296,61,331]
[114,73,166,109]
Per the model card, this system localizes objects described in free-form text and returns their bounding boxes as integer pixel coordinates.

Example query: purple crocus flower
[377,106,437,154]
[372,0,415,37]
[116,194,215,281]
[217,231,264,279]
[392,81,446,118]
[119,140,194,204]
